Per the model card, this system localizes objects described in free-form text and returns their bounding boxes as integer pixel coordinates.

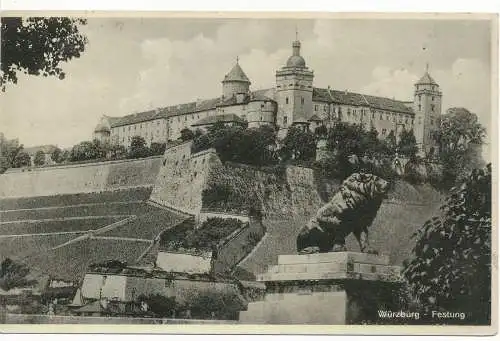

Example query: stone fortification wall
[150,142,221,216]
[0,157,163,198]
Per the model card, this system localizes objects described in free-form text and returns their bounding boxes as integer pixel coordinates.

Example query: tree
[150,142,166,156]
[180,128,195,142]
[107,143,127,159]
[0,258,36,291]
[314,125,328,138]
[280,126,316,163]
[0,138,23,169]
[398,129,418,158]
[129,136,151,159]
[33,150,46,166]
[192,124,277,166]
[12,151,31,168]
[403,164,491,324]
[384,130,397,155]
[50,146,63,163]
[433,108,486,188]
[1,17,88,91]
[69,139,106,162]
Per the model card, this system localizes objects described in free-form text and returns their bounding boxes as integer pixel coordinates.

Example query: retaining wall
[0,157,163,198]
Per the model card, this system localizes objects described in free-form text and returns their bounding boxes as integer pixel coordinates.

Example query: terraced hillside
[0,186,188,282]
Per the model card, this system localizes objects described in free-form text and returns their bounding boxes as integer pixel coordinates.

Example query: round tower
[222,58,251,100]
[93,116,111,143]
[412,65,442,156]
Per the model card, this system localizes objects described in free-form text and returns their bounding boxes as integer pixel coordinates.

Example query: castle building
[94,38,441,155]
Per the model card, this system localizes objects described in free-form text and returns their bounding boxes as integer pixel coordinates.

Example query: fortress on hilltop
[94,38,442,156]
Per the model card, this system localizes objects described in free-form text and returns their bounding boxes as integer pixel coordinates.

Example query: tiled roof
[312,87,414,115]
[308,114,322,121]
[416,72,437,85]
[192,113,246,126]
[109,90,276,128]
[223,62,250,83]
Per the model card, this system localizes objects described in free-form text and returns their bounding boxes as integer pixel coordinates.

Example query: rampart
[0,157,163,198]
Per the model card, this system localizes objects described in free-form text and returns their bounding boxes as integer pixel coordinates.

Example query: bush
[150,142,166,156]
[33,150,46,166]
[181,290,244,320]
[160,218,244,252]
[192,124,278,166]
[128,136,151,159]
[137,294,177,318]
[403,164,492,325]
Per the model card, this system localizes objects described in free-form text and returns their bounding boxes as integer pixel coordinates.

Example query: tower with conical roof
[222,58,251,100]
[275,34,314,137]
[413,65,442,156]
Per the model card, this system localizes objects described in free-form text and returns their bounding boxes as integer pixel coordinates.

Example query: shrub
[403,164,492,325]
[181,289,244,320]
[137,294,177,318]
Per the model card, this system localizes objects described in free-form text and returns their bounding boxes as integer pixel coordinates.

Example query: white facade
[94,39,440,154]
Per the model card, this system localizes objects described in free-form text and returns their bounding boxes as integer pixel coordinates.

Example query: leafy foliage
[33,150,46,166]
[50,146,63,163]
[403,164,492,324]
[161,217,244,252]
[0,258,36,291]
[149,142,166,156]
[69,139,106,162]
[128,136,151,159]
[137,294,177,317]
[398,129,418,158]
[184,290,244,320]
[192,124,278,166]
[433,108,486,189]
[279,126,317,163]
[1,17,88,90]
[180,128,195,142]
[12,151,31,168]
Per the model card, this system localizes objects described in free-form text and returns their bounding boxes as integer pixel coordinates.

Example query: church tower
[412,65,442,156]
[275,36,314,137]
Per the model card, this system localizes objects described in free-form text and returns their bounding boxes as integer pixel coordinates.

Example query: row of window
[417,104,436,112]
[416,85,437,91]
[418,95,436,101]
[120,120,164,133]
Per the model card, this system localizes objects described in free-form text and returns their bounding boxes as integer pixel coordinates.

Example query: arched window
[286,97,289,104]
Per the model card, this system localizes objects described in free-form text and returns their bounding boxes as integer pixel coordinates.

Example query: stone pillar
[239,252,402,324]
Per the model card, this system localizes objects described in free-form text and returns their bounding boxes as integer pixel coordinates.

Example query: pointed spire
[236,55,239,64]
[295,25,299,41]
[426,62,429,73]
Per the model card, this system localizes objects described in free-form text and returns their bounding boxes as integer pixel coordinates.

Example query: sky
[0,17,494,159]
